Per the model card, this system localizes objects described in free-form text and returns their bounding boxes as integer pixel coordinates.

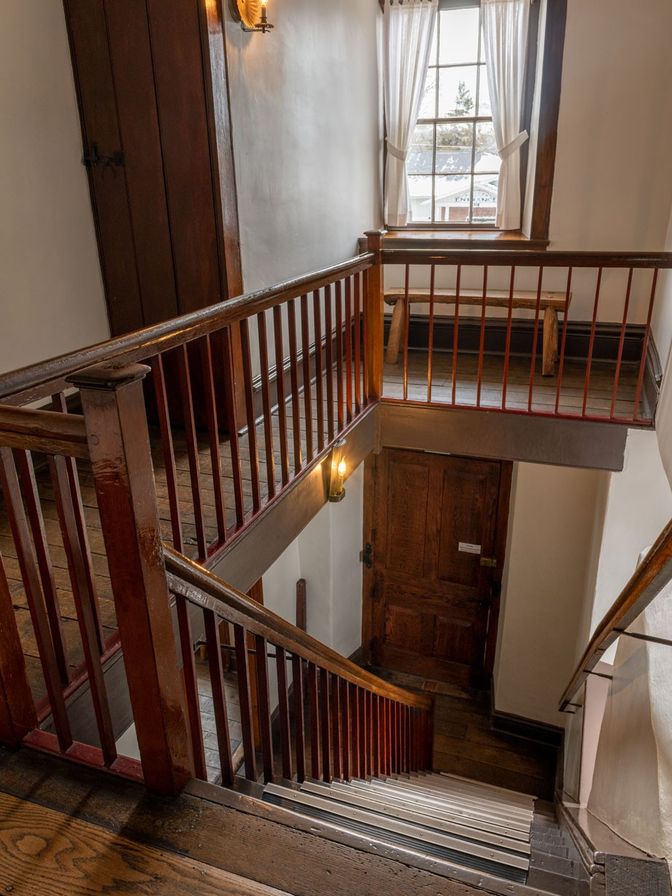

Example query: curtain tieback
[499,130,529,161]
[386,139,408,162]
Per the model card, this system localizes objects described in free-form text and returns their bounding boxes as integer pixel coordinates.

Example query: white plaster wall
[494,462,607,727]
[549,0,672,252]
[0,0,109,374]
[262,463,364,657]
[225,0,382,293]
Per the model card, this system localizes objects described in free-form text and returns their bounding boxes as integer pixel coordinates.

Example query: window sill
[381,229,550,251]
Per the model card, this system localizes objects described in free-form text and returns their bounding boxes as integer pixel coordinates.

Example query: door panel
[366,449,511,686]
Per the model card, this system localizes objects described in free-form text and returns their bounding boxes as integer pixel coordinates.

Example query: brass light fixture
[230,0,274,33]
[328,438,347,503]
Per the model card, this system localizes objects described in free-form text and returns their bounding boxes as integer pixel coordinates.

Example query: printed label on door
[458,542,482,555]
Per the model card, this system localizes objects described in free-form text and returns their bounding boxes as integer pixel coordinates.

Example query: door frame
[361,449,513,686]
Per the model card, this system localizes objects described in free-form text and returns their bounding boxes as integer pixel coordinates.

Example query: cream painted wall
[225,0,382,293]
[494,462,607,727]
[0,0,109,375]
[549,0,672,252]
[262,464,364,658]
[655,205,672,484]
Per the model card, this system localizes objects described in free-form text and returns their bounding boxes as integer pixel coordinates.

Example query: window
[407,2,499,226]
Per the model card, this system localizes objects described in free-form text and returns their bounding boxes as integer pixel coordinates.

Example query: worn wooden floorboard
[0,747,487,896]
[0,790,291,896]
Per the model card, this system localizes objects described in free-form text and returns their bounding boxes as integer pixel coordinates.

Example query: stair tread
[406,775,536,813]
[264,783,530,873]
[299,781,531,855]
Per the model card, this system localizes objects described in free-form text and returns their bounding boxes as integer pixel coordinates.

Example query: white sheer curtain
[382,0,438,227]
[482,0,531,231]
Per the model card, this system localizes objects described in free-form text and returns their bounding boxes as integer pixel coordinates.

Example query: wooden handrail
[381,249,672,268]
[560,518,672,711]
[164,546,432,711]
[0,253,374,407]
[0,405,89,459]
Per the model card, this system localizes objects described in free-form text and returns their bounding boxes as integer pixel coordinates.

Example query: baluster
[204,608,234,786]
[175,593,206,780]
[257,312,277,500]
[307,661,321,780]
[13,450,69,686]
[287,299,303,473]
[312,290,325,451]
[272,306,290,487]
[319,667,332,782]
[255,634,274,783]
[240,319,262,513]
[527,268,545,412]
[372,694,380,778]
[234,624,257,781]
[341,678,351,781]
[330,673,343,780]
[0,552,37,745]
[276,646,293,780]
[610,269,634,419]
[501,266,516,410]
[403,264,411,402]
[335,282,345,433]
[451,265,462,406]
[324,284,335,442]
[344,278,353,424]
[633,269,659,423]
[48,452,117,766]
[199,336,227,544]
[362,271,370,404]
[427,264,436,403]
[292,655,306,783]
[221,328,245,529]
[300,295,314,460]
[351,683,360,779]
[353,276,362,416]
[176,345,207,559]
[554,268,574,415]
[150,357,184,551]
[582,268,604,417]
[476,265,488,409]
[359,688,367,779]
[0,448,72,752]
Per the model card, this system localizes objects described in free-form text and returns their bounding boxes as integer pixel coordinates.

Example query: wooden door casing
[364,449,512,687]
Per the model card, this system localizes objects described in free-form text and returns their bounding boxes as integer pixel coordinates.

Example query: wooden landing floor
[383,349,650,421]
[0,790,290,896]
[373,669,557,800]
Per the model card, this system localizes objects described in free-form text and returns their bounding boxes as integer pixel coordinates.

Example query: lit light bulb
[337,459,347,477]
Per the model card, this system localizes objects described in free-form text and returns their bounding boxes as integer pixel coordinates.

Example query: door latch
[360,543,373,569]
[480,557,497,569]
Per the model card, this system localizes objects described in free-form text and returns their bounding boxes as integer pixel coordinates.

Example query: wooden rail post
[70,363,193,794]
[364,230,387,401]
[0,555,37,746]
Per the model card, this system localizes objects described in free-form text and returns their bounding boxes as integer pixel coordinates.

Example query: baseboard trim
[490,708,563,749]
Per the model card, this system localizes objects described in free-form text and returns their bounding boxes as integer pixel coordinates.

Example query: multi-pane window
[407,2,500,226]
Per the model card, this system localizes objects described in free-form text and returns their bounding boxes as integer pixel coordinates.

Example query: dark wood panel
[104,0,179,326]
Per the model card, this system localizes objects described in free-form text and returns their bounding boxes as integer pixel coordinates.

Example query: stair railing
[560,517,672,711]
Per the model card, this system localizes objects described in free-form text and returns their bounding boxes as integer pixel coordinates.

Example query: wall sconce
[328,438,347,503]
[230,0,274,33]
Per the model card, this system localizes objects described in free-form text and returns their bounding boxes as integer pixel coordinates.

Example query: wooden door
[63,0,242,334]
[363,449,512,687]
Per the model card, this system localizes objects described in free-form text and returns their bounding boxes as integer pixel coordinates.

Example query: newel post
[364,229,387,401]
[69,363,193,794]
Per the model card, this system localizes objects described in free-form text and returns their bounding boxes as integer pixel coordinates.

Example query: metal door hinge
[360,543,373,569]
[480,557,497,569]
[83,142,125,169]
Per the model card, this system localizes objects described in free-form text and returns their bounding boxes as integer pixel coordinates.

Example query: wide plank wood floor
[0,790,291,896]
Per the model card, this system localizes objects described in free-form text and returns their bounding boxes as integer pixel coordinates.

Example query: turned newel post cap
[364,229,388,251]
[67,361,152,391]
